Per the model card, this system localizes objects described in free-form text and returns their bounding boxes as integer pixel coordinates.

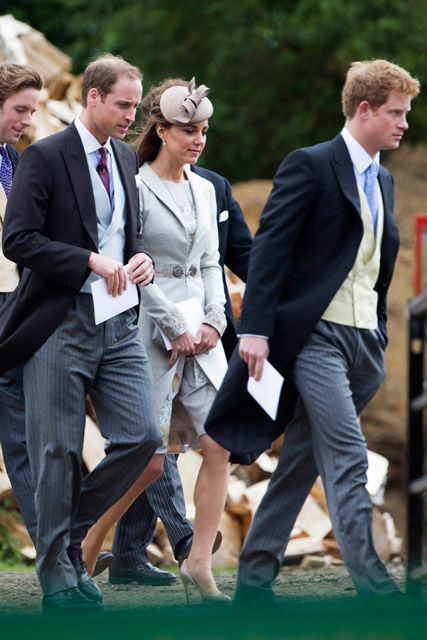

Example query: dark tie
[0,146,13,197]
[363,162,378,230]
[96,146,110,200]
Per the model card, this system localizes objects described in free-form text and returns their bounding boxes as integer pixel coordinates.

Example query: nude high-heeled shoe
[179,559,231,604]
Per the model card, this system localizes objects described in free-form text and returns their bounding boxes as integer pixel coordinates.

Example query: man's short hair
[81,54,142,107]
[342,59,420,119]
[0,63,43,108]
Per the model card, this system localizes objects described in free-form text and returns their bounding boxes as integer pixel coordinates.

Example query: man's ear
[87,87,101,107]
[357,100,372,120]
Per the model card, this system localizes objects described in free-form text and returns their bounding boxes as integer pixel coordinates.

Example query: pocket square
[219,210,229,222]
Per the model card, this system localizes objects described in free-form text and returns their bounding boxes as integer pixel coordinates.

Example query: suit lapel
[331,134,362,217]
[61,124,98,248]
[377,168,393,219]
[378,166,399,257]
[0,184,6,225]
[6,144,19,172]
[332,134,399,277]
[111,139,134,218]
[138,162,185,226]
[186,165,207,248]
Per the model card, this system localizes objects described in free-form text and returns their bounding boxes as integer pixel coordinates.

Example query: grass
[0,562,35,572]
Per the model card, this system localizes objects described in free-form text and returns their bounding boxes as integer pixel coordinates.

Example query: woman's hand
[168,331,195,367]
[193,323,220,355]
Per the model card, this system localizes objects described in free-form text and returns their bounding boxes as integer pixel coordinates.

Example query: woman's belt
[154,263,200,278]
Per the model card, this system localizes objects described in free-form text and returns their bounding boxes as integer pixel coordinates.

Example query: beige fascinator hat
[160,77,213,124]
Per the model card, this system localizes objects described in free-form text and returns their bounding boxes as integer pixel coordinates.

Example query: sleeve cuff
[156,307,188,341]
[203,303,227,337]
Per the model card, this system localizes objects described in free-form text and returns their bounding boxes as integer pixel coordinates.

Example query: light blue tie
[363,162,378,231]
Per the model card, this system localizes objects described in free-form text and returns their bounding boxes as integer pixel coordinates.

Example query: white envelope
[219,210,229,222]
[195,341,228,390]
[247,360,284,421]
[154,297,228,389]
[91,264,138,325]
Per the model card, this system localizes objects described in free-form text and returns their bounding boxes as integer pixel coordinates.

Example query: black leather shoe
[42,587,103,615]
[93,551,114,577]
[75,558,103,602]
[233,583,278,610]
[109,562,177,585]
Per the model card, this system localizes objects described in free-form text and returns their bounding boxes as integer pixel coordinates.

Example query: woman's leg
[175,361,230,595]
[82,454,164,574]
[186,434,230,594]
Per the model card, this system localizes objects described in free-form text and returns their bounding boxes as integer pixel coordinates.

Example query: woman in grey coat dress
[83,78,231,602]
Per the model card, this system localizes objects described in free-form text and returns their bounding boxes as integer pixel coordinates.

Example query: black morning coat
[205,134,400,464]
[0,123,146,373]
[191,165,252,358]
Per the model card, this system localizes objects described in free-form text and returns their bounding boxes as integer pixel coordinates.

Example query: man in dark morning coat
[205,59,420,602]
[0,63,42,545]
[0,54,162,614]
[106,166,253,586]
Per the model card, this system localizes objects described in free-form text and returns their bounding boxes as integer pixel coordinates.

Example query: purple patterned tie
[96,146,110,200]
[0,146,13,197]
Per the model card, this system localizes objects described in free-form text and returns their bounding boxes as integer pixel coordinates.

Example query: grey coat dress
[137,162,226,450]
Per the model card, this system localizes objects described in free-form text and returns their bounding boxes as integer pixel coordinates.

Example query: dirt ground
[1,562,426,640]
[0,561,408,615]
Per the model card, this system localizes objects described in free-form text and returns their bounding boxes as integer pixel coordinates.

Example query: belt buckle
[189,265,197,277]
[172,265,184,278]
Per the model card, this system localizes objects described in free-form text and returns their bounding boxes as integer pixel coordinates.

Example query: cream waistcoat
[0,184,19,292]
[321,183,384,329]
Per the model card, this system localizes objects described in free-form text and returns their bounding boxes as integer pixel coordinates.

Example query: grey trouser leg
[238,320,400,596]
[112,453,193,567]
[0,399,37,543]
[24,295,161,595]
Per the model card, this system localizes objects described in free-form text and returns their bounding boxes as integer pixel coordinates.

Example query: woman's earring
[162,139,166,145]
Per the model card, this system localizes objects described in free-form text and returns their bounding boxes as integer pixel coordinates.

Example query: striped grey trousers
[238,320,400,596]
[24,294,162,595]
[112,453,193,566]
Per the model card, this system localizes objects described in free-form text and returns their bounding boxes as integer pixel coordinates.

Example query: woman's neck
[150,154,187,182]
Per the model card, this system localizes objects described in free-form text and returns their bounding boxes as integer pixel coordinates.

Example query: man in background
[0,62,42,545]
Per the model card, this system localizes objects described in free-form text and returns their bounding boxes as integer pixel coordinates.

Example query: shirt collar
[74,115,113,156]
[341,127,380,176]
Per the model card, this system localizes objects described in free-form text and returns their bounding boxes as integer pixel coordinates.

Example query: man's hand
[194,323,220,355]
[169,331,195,368]
[127,253,154,287]
[239,336,269,381]
[88,253,127,296]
